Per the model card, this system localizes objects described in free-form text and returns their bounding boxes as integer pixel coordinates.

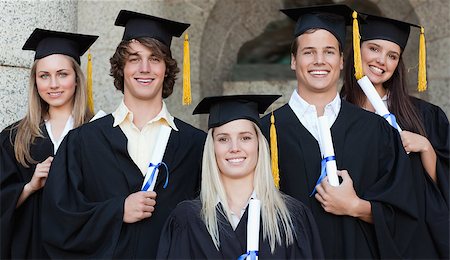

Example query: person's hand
[315,170,360,216]
[123,191,157,223]
[28,156,53,192]
[400,130,432,153]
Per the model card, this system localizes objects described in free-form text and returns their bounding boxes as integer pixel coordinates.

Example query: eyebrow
[300,46,337,51]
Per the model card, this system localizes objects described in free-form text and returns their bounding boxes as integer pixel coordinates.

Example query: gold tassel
[270,112,280,189]
[87,50,94,113]
[418,27,427,92]
[182,33,191,105]
[352,11,363,80]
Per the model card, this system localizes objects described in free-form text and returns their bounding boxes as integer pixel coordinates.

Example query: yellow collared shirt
[112,100,178,175]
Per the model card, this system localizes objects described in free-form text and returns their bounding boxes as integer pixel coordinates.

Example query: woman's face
[213,119,259,181]
[361,39,401,88]
[35,54,77,110]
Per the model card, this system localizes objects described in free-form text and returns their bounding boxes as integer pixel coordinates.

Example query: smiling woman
[158,94,324,259]
[0,28,97,259]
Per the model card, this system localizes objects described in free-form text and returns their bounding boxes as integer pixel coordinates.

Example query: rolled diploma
[357,76,402,132]
[247,199,261,260]
[141,125,172,191]
[317,116,339,187]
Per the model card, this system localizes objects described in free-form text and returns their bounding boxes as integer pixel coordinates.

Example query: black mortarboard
[193,95,281,129]
[360,13,419,50]
[281,4,353,48]
[22,28,98,64]
[114,10,190,47]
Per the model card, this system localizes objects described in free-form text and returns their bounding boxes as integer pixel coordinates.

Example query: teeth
[49,92,62,97]
[310,70,328,75]
[227,158,245,163]
[369,65,384,74]
[137,79,153,83]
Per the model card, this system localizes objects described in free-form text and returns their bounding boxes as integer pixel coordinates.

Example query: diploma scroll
[317,116,339,187]
[141,125,172,191]
[357,76,402,132]
[246,199,261,260]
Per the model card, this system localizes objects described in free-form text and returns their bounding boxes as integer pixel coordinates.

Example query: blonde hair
[200,122,294,253]
[12,56,93,167]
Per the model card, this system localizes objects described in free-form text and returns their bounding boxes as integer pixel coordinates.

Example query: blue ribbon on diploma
[141,162,169,191]
[237,250,258,260]
[383,113,399,131]
[310,155,336,197]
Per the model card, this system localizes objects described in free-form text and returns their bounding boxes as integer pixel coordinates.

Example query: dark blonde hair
[109,37,179,98]
[12,56,92,167]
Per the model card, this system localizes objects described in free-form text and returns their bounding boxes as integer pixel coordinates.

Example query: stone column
[0,0,78,129]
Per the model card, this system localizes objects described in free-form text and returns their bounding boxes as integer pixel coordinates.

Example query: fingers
[123,191,157,223]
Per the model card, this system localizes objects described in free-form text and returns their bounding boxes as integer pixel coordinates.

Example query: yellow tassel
[352,11,363,80]
[270,112,280,189]
[418,27,427,92]
[182,33,191,105]
[87,50,94,113]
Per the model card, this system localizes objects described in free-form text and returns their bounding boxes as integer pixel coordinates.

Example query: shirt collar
[112,100,178,131]
[215,190,257,207]
[289,90,341,118]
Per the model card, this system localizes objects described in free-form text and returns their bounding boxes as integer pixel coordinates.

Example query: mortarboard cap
[22,28,98,64]
[114,9,190,47]
[356,13,427,91]
[193,95,281,129]
[360,13,419,50]
[281,4,354,48]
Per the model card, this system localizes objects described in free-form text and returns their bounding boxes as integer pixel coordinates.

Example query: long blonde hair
[200,122,294,253]
[12,56,92,167]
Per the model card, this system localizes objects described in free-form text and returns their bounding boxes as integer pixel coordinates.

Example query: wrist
[24,183,36,194]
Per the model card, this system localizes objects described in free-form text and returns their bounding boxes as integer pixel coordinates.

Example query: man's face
[291,29,343,95]
[123,40,166,103]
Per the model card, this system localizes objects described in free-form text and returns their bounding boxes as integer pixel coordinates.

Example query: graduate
[341,13,449,258]
[40,10,206,258]
[157,95,324,259]
[0,28,97,258]
[260,4,419,259]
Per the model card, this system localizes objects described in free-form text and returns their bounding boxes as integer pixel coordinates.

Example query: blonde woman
[158,95,323,259]
[0,28,97,259]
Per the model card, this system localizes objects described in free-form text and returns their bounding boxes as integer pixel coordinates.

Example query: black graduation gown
[261,101,418,259]
[411,96,449,203]
[1,123,53,259]
[157,197,324,259]
[40,114,206,259]
[404,97,449,258]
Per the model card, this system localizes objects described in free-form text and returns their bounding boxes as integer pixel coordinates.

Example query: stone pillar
[0,0,78,129]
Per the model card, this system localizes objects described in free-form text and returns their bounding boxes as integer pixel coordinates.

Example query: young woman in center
[157,95,324,259]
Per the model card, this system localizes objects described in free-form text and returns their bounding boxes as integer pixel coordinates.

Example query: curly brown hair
[109,37,179,98]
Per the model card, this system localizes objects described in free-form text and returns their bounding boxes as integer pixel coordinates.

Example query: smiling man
[261,4,418,259]
[41,10,206,259]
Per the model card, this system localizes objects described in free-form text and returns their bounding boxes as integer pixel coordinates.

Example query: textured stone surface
[0,66,29,129]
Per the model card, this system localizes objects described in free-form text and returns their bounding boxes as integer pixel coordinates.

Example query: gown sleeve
[422,101,449,204]
[41,128,125,258]
[0,128,23,258]
[157,200,218,259]
[364,121,419,258]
